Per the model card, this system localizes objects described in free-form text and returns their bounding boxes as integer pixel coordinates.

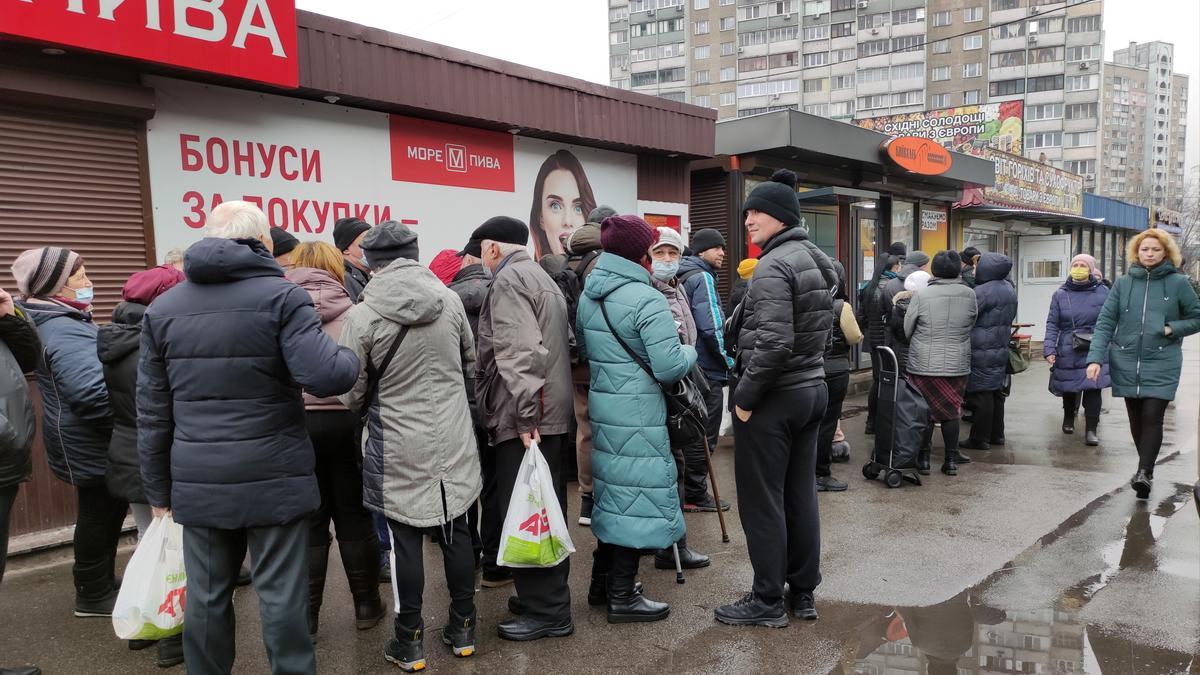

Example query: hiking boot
[384,627,426,672]
[816,476,848,492]
[442,610,476,658]
[156,635,184,668]
[1131,470,1152,500]
[481,568,514,588]
[714,592,788,628]
[788,591,819,621]
[683,494,731,512]
[578,493,594,526]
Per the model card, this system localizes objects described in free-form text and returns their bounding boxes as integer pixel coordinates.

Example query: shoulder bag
[1063,293,1093,352]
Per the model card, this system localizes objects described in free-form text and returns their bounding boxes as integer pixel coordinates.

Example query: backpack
[543,250,600,364]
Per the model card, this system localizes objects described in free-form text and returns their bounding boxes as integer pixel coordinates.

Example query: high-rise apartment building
[1099,41,1189,209]
[608,0,1106,183]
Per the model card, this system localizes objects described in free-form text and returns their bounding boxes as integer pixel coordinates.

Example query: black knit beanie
[743,169,801,227]
[931,250,962,279]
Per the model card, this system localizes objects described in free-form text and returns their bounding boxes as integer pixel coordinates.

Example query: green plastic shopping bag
[497,441,575,568]
[112,514,186,640]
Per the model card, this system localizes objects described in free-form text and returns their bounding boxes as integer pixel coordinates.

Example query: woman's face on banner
[539,169,586,256]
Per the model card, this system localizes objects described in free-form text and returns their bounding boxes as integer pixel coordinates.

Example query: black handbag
[1063,294,1093,353]
[599,300,709,448]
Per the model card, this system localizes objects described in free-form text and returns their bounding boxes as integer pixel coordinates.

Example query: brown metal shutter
[689,168,733,304]
[0,106,149,322]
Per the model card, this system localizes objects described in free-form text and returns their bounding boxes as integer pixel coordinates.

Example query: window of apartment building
[631,0,684,10]
[659,91,687,102]
[1029,74,1064,92]
[804,51,829,66]
[737,78,799,97]
[859,66,889,83]
[720,66,737,81]
[803,103,830,116]
[830,47,855,62]
[964,89,982,104]
[931,66,951,81]
[931,93,951,108]
[739,30,767,45]
[859,12,888,30]
[804,0,829,16]
[963,35,982,50]
[770,52,798,68]
[859,94,890,110]
[892,8,924,24]
[693,0,709,8]
[721,16,736,30]
[695,95,712,107]
[1028,16,1063,33]
[721,41,736,55]
[695,70,711,84]
[858,39,888,57]
[831,21,854,38]
[1027,103,1063,120]
[1065,159,1096,176]
[1029,46,1063,64]
[892,90,922,106]
[804,24,830,40]
[1067,45,1101,61]
[769,26,799,41]
[991,0,1020,9]
[720,0,735,5]
[892,36,923,52]
[610,6,630,22]
[830,100,855,117]
[629,22,653,37]
[739,2,764,18]
[896,64,925,80]
[1026,131,1062,148]
[992,22,1024,38]
[990,50,1025,68]
[661,43,685,58]
[1066,74,1098,91]
[1065,131,1096,147]
[610,29,629,44]
[932,10,951,26]
[990,78,1025,96]
[611,54,630,70]
[1066,102,1097,119]
[1067,15,1100,32]
[963,6,983,22]
[694,45,710,59]
[831,74,854,90]
[663,18,686,32]
[659,67,685,83]
[831,0,853,9]
[631,71,658,87]
[739,56,767,72]
[963,62,982,78]
[611,78,630,89]
[803,77,828,93]
[694,20,710,34]
[932,39,951,54]
[720,91,737,106]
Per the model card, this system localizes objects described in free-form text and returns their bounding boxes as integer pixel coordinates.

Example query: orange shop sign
[880,136,953,176]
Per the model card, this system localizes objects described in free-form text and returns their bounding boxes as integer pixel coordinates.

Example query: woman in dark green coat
[1087,229,1200,499]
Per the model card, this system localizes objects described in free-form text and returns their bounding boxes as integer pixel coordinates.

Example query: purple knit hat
[10,247,82,298]
[600,215,659,264]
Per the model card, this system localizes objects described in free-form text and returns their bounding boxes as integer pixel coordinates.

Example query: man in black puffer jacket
[716,169,838,629]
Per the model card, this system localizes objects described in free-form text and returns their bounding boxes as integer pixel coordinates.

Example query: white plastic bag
[112,514,187,640]
[497,441,575,568]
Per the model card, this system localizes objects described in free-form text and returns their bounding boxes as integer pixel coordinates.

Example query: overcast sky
[295,0,1200,170]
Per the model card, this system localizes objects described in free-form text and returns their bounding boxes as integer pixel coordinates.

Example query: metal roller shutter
[0,106,150,322]
[689,168,733,304]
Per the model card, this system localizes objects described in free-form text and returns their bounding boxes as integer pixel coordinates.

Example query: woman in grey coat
[904,251,978,476]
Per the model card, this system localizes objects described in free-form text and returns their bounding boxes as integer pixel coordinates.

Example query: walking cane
[703,436,731,543]
[671,543,685,584]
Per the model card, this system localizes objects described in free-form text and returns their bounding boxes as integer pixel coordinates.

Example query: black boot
[1062,409,1075,434]
[73,560,118,618]
[442,609,476,658]
[384,624,426,672]
[156,634,184,668]
[1131,470,1152,499]
[1084,417,1099,446]
[916,447,931,476]
[307,541,329,637]
[941,450,959,476]
[607,548,669,624]
[338,539,386,630]
[587,574,643,606]
[654,538,710,570]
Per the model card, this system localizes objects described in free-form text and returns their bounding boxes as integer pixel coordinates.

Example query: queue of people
[1,190,1198,675]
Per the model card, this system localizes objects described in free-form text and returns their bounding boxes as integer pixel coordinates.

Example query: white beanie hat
[651,227,684,254]
[904,270,932,292]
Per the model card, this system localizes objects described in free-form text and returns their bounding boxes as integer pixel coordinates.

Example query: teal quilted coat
[577,253,698,550]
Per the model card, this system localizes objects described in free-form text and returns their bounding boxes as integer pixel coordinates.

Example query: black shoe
[1132,470,1152,499]
[959,438,990,451]
[74,588,118,618]
[789,592,819,621]
[683,494,732,512]
[507,595,526,615]
[338,539,385,630]
[128,640,156,651]
[587,577,643,606]
[864,421,876,435]
[442,610,476,658]
[384,629,426,672]
[956,451,972,464]
[1062,410,1075,434]
[654,545,710,570]
[714,592,788,628]
[607,577,669,624]
[816,475,848,492]
[941,451,959,476]
[481,568,514,588]
[497,615,574,641]
[0,666,41,675]
[830,441,850,463]
[308,543,329,637]
[379,555,392,585]
[156,635,184,668]
[578,493,594,526]
[1084,417,1099,446]
[989,437,1006,446]
[916,447,931,476]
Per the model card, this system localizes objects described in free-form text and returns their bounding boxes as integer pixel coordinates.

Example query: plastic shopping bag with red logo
[497,441,575,568]
[112,514,187,640]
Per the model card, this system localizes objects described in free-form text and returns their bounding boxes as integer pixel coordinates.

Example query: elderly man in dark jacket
[961,253,1018,451]
[717,170,838,628]
[473,216,575,642]
[138,201,360,675]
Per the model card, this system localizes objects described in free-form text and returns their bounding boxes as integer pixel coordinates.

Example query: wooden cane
[704,435,731,543]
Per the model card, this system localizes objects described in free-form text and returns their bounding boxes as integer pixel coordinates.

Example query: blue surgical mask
[72,286,94,303]
[652,260,680,281]
[360,255,370,268]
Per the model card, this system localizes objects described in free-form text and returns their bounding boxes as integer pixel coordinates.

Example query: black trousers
[590,540,643,586]
[479,430,503,575]
[182,519,313,675]
[1063,390,1102,418]
[388,514,476,634]
[488,435,571,622]
[465,426,487,564]
[816,371,850,478]
[733,383,826,602]
[866,355,881,426]
[680,381,724,504]
[306,410,374,546]
[1124,397,1170,474]
[0,484,17,584]
[73,483,128,596]
[965,390,1006,444]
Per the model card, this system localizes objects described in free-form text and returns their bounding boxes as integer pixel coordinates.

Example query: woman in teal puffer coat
[577,215,697,625]
[1087,229,1200,500]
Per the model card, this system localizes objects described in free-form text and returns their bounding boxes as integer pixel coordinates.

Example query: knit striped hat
[10,247,82,298]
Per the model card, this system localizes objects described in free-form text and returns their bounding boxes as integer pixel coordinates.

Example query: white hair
[486,240,527,256]
[163,248,186,265]
[206,201,271,241]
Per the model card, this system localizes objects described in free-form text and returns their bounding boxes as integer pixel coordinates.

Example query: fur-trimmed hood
[1128,229,1183,268]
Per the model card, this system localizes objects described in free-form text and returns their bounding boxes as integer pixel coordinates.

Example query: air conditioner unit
[857,0,869,8]
[1084,173,1095,181]
[1079,62,1089,70]
[1027,35,1038,44]
[738,47,745,53]
[647,9,656,16]
[1030,5,1039,14]
[784,13,792,19]
[870,28,879,35]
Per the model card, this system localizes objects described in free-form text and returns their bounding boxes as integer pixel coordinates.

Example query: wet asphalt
[1,343,1197,674]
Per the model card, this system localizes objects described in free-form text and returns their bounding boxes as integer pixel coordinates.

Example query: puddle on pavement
[841,482,1198,675]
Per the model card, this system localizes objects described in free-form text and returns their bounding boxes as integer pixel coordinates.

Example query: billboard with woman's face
[527,150,598,259]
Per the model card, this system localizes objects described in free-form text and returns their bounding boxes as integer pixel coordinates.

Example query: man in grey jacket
[473,216,575,642]
[882,250,930,299]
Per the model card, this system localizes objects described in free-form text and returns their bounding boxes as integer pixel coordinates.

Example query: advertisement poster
[979,148,1083,216]
[854,102,1024,158]
[144,77,638,263]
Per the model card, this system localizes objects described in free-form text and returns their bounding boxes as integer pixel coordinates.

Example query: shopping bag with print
[497,440,575,568]
[112,514,187,640]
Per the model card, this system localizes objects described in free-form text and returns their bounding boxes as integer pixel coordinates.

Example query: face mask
[1069,267,1090,281]
[72,286,94,303]
[652,260,680,281]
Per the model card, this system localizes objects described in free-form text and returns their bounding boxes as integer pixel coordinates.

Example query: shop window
[964,229,998,253]
[892,201,915,254]
[1026,259,1062,280]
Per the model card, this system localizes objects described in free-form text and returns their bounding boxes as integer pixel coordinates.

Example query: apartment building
[1100,41,1190,209]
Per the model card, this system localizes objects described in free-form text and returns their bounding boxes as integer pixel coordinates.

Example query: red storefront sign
[388,115,515,192]
[0,0,298,88]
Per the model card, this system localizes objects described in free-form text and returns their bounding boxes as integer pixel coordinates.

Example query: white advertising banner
[144,76,639,263]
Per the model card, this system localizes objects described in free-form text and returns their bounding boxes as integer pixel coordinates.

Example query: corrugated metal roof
[1082,193,1149,231]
